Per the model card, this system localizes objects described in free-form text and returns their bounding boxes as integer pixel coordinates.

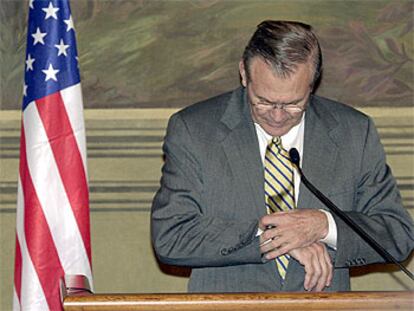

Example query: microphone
[289,148,414,281]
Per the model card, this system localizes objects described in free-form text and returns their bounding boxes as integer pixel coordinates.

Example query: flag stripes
[19,125,66,310]
[60,85,88,170]
[15,90,92,310]
[24,97,91,270]
[15,178,49,310]
[36,92,91,262]
[13,235,22,303]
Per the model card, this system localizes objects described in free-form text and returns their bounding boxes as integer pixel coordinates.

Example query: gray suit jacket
[151,87,413,292]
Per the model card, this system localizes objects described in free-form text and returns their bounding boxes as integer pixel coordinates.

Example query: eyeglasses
[252,101,306,113]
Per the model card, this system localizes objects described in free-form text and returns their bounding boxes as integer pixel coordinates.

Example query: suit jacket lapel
[219,88,281,289]
[219,88,266,218]
[297,95,340,210]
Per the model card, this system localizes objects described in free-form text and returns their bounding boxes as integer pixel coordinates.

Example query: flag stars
[64,15,75,32]
[42,2,59,20]
[29,0,35,9]
[42,63,59,82]
[23,84,28,97]
[55,39,70,56]
[32,28,47,45]
[26,54,35,71]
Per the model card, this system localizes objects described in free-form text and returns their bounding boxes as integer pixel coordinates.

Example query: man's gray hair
[242,20,322,88]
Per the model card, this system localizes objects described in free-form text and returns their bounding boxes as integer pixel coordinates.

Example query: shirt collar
[255,112,305,150]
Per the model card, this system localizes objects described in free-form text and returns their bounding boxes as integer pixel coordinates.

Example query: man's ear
[239,60,247,87]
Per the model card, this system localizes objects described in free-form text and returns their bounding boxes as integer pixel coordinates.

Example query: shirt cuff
[319,209,337,250]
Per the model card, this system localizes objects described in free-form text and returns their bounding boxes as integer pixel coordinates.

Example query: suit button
[357,258,366,265]
[221,248,228,256]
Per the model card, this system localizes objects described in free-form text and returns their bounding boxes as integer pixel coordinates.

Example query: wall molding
[1,107,413,212]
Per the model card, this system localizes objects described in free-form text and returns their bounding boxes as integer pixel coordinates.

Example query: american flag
[13,1,93,310]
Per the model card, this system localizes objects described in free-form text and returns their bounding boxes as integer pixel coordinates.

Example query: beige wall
[1,107,413,310]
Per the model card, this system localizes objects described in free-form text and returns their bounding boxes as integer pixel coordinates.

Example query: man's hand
[289,242,333,291]
[259,209,329,259]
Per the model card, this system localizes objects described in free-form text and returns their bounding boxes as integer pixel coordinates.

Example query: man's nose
[270,108,286,122]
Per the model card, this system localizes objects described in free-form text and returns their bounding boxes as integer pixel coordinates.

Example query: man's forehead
[248,57,314,85]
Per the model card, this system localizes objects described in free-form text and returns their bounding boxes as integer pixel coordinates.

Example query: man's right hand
[289,242,333,292]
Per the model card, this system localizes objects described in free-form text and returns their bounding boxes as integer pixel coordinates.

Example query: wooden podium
[63,291,413,311]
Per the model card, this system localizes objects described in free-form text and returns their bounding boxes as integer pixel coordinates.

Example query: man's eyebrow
[256,95,304,105]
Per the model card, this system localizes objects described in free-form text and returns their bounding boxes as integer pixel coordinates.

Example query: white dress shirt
[254,113,337,249]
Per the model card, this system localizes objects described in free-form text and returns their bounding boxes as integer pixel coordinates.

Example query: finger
[260,238,284,255]
[259,217,275,231]
[267,226,300,243]
[322,245,333,286]
[260,238,280,255]
[259,234,278,253]
[301,247,316,291]
[315,252,328,291]
[263,223,318,251]
[263,243,292,260]
[310,244,327,291]
[260,226,279,242]
[259,214,275,228]
[259,237,272,248]
[308,247,322,291]
[260,232,291,255]
[315,244,333,291]
[303,253,314,291]
[259,232,272,246]
[258,219,266,231]
[260,212,287,227]
[259,225,282,246]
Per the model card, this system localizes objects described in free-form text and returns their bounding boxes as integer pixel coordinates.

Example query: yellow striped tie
[264,137,296,279]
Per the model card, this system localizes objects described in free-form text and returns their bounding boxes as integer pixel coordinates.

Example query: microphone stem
[297,166,414,281]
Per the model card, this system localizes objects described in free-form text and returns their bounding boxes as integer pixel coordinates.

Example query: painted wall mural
[1,0,413,110]
[1,2,413,307]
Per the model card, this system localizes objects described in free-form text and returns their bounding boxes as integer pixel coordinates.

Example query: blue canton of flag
[23,0,80,110]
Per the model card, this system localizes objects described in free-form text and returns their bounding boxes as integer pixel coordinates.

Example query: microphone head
[289,148,300,166]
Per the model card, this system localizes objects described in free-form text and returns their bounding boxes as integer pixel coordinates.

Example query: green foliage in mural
[1,0,413,109]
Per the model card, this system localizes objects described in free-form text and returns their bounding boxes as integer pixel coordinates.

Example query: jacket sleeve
[151,113,262,267]
[333,117,414,268]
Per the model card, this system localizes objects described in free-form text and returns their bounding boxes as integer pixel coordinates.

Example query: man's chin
[263,124,290,137]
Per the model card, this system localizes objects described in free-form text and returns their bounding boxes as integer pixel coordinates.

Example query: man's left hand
[259,209,329,259]
[289,242,333,291]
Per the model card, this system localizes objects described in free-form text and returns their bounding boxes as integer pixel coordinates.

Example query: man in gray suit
[151,20,413,292]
